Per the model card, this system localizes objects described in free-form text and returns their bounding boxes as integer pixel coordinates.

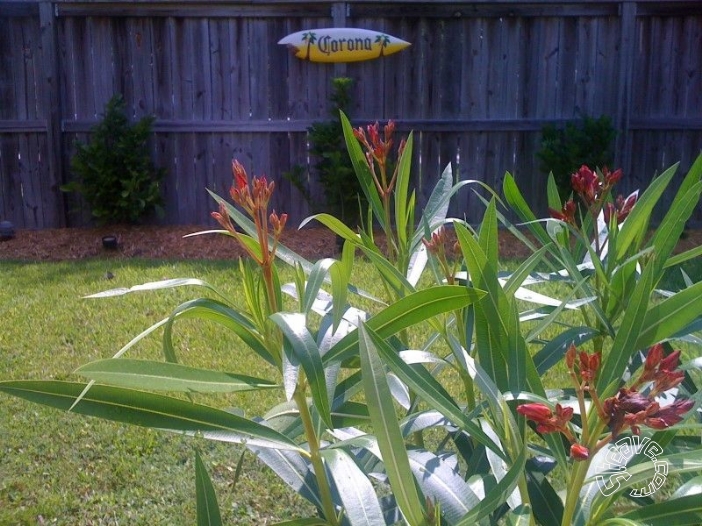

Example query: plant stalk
[293,388,339,526]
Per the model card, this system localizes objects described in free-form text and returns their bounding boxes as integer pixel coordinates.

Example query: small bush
[309,77,365,227]
[537,114,616,199]
[63,95,165,225]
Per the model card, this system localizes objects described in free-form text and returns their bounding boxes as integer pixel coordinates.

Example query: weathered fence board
[1,0,701,229]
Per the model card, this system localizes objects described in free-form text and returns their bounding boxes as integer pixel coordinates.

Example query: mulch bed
[1,224,700,262]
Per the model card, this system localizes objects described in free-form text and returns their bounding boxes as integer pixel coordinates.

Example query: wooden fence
[1,0,701,229]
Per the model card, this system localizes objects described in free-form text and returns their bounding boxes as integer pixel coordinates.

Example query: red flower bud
[659,350,681,372]
[565,343,577,370]
[645,399,694,429]
[644,343,664,372]
[570,443,590,461]
[603,167,623,186]
[550,200,577,225]
[517,403,552,421]
[233,160,248,191]
[603,202,616,224]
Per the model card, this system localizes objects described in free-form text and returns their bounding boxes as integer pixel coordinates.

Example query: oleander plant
[2,112,701,525]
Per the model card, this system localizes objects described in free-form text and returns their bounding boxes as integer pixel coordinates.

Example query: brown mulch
[0,224,700,262]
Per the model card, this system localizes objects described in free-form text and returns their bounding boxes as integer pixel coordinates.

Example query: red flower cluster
[600,343,693,438]
[353,120,405,198]
[603,388,693,438]
[518,343,695,462]
[211,160,288,266]
[603,193,637,224]
[517,402,574,435]
[571,165,622,207]
[551,165,635,228]
[517,402,587,460]
[565,344,601,384]
[353,121,396,168]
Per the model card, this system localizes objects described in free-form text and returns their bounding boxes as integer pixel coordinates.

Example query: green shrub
[308,77,364,227]
[537,114,616,199]
[63,95,165,225]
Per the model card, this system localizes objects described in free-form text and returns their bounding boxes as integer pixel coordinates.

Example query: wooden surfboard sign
[278,28,410,63]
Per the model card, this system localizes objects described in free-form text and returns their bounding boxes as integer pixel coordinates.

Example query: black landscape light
[0,220,15,241]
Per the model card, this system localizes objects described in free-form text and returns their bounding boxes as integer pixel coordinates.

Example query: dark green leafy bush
[537,115,616,199]
[63,95,165,225]
[308,77,365,227]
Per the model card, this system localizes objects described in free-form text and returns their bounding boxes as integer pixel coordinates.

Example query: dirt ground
[0,223,700,262]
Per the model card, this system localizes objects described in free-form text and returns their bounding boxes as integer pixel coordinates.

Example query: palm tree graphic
[302,31,317,60]
[375,34,391,57]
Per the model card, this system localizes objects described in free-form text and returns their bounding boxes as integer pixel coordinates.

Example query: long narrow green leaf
[455,445,527,525]
[84,277,228,301]
[635,280,702,350]
[503,172,552,247]
[647,178,702,279]
[411,163,453,249]
[664,244,702,268]
[597,262,655,395]
[0,380,302,451]
[300,213,360,246]
[76,359,279,393]
[621,494,702,524]
[303,259,337,316]
[162,297,272,366]
[366,325,507,459]
[614,163,679,260]
[323,286,485,365]
[271,313,332,429]
[320,448,385,526]
[526,469,563,526]
[407,449,482,523]
[455,222,510,390]
[249,446,323,510]
[195,451,223,526]
[339,111,386,227]
[358,323,427,526]
[479,198,500,265]
[394,132,414,250]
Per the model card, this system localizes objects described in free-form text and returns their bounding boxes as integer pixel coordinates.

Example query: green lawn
[1,255,699,525]
[0,259,316,525]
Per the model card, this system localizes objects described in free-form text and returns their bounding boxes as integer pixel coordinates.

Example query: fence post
[331,2,348,77]
[39,1,65,226]
[616,1,637,181]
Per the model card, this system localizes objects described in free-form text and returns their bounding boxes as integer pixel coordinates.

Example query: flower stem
[294,388,339,526]
[561,458,590,526]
